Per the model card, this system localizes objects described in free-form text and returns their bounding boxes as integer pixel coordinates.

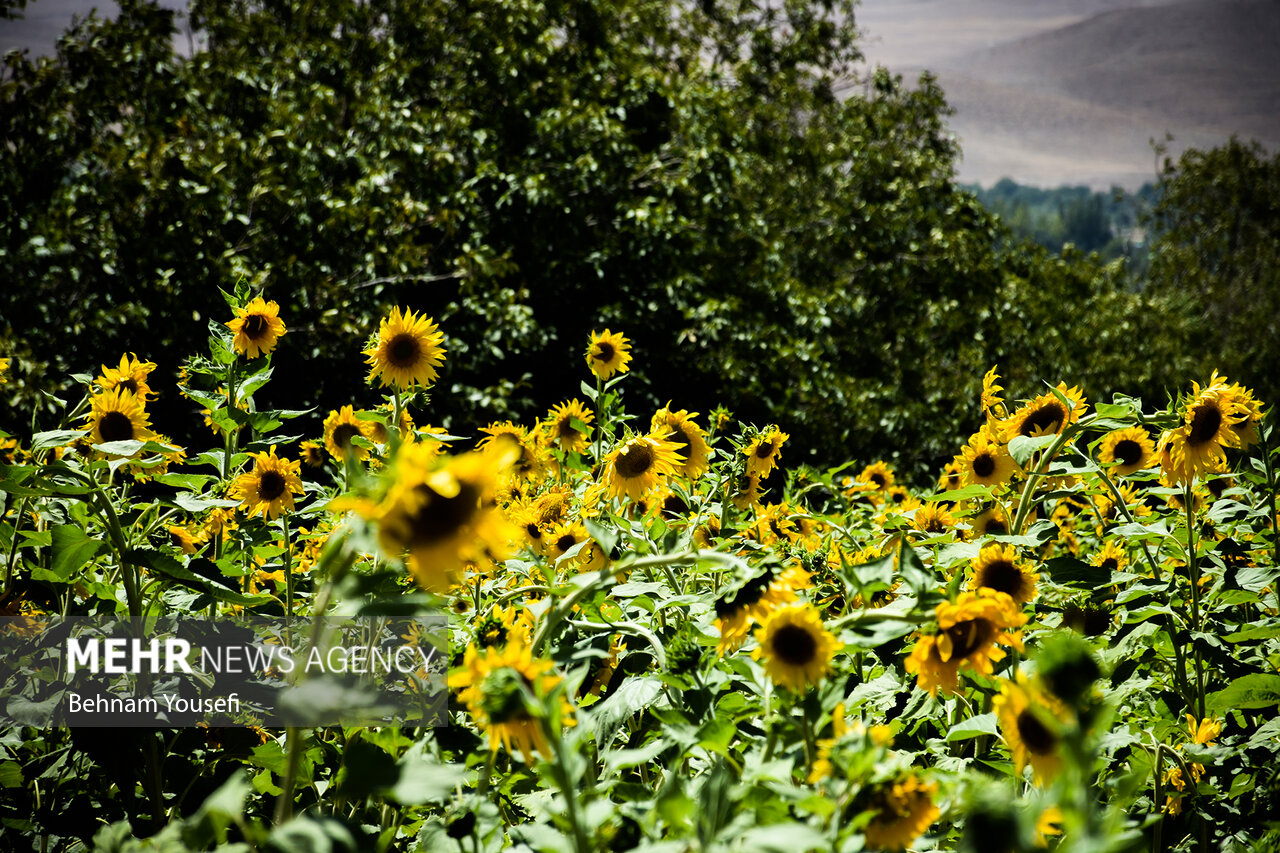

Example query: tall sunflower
[914,502,957,535]
[651,406,711,479]
[1099,426,1156,476]
[862,773,940,851]
[955,427,1017,487]
[905,589,1026,695]
[994,676,1069,786]
[363,307,446,389]
[543,399,594,455]
[752,602,839,691]
[743,426,789,479]
[86,388,156,448]
[1004,383,1086,439]
[969,543,1038,604]
[1172,377,1247,480]
[324,405,372,461]
[603,433,683,501]
[448,637,574,763]
[227,297,287,359]
[232,446,304,520]
[584,329,632,381]
[97,353,158,402]
[374,441,522,591]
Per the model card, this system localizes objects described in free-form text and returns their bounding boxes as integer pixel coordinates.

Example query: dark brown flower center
[117,379,139,394]
[388,332,421,367]
[1112,439,1143,467]
[771,623,817,666]
[1020,402,1067,436]
[256,470,287,501]
[1016,708,1058,755]
[332,423,361,450]
[525,523,542,540]
[1187,402,1223,446]
[615,444,655,478]
[666,426,691,454]
[1099,557,1118,572]
[595,342,615,363]
[942,617,995,660]
[978,559,1023,598]
[755,440,774,459]
[98,411,135,442]
[557,418,580,439]
[870,473,886,488]
[982,516,1007,536]
[243,313,269,340]
[407,481,481,546]
[556,534,577,552]
[972,452,996,478]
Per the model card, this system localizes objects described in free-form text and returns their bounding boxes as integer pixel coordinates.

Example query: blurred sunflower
[603,433,682,501]
[86,388,156,447]
[227,297,286,359]
[167,525,201,555]
[1004,383,1086,439]
[651,406,711,479]
[0,357,8,384]
[994,675,1069,785]
[743,426,789,479]
[448,637,574,762]
[730,471,763,509]
[914,502,957,535]
[1092,540,1127,573]
[480,421,548,483]
[969,505,1011,538]
[584,328,632,381]
[363,307,446,389]
[862,773,940,851]
[752,602,839,691]
[955,427,1016,487]
[373,440,522,592]
[324,405,372,462]
[859,460,895,492]
[905,588,1026,695]
[970,543,1038,604]
[299,439,326,468]
[1099,426,1156,476]
[543,399,594,455]
[97,353,158,402]
[232,446,304,520]
[936,460,964,493]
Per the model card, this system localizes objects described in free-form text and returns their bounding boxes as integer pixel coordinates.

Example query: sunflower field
[1,280,1279,853]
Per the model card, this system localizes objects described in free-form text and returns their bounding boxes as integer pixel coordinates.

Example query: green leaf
[1207,674,1280,714]
[946,712,999,741]
[49,524,104,580]
[31,429,85,451]
[127,548,274,607]
[1045,556,1111,586]
[1008,433,1059,467]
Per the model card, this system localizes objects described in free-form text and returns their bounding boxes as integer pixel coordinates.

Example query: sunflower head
[651,406,711,479]
[363,307,447,389]
[1004,383,1086,439]
[86,387,156,451]
[994,675,1070,786]
[299,439,327,468]
[914,502,956,535]
[232,446,304,520]
[862,772,940,851]
[1099,426,1156,476]
[752,602,839,691]
[324,405,372,461]
[970,543,1038,604]
[981,364,1006,420]
[604,433,683,502]
[585,329,632,381]
[0,358,8,385]
[955,427,1017,487]
[227,297,287,359]
[97,353,158,401]
[543,399,594,455]
[905,589,1027,695]
[859,460,895,492]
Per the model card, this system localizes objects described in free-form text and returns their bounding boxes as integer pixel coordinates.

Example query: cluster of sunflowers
[1,288,1278,853]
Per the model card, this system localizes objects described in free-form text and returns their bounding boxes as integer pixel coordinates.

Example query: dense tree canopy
[0,0,1213,472]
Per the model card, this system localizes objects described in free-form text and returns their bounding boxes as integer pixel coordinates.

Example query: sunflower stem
[1183,482,1206,720]
[1010,420,1087,536]
[1258,421,1280,608]
[273,726,303,825]
[3,496,31,600]
[282,512,294,647]
[800,694,815,783]
[592,374,605,471]
[1081,447,1162,583]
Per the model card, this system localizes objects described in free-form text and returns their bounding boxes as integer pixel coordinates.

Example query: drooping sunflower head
[861,772,940,851]
[363,306,447,390]
[604,433,683,502]
[956,427,1017,487]
[97,353,158,401]
[1098,426,1156,476]
[324,405,372,462]
[543,399,594,455]
[233,446,304,520]
[584,328,632,381]
[752,602,839,691]
[651,406,711,479]
[227,297,287,359]
[1004,383,1086,439]
[86,387,156,449]
[1223,378,1264,447]
[742,426,790,480]
[970,543,1038,605]
[994,675,1068,786]
[905,588,1027,695]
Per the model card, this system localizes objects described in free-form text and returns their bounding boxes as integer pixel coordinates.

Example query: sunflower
[731,471,763,509]
[480,422,548,483]
[374,441,522,592]
[167,525,201,555]
[714,565,808,654]
[227,297,287,359]
[862,773,940,851]
[969,505,1011,539]
[1172,377,1247,479]
[1224,378,1263,447]
[363,306,446,389]
[546,520,607,573]
[904,588,1027,696]
[1092,540,1127,573]
[936,460,964,494]
[448,637,574,763]
[543,399,594,455]
[1098,426,1156,476]
[981,364,1006,423]
[994,675,1069,785]
[859,461,895,492]
[97,353,158,402]
[471,604,533,650]
[969,543,1038,605]
[914,502,957,535]
[299,439,326,468]
[324,405,372,461]
[584,328,632,381]
[743,426,789,479]
[1186,713,1223,745]
[651,406,711,479]
[86,388,156,448]
[1004,383,1086,439]
[752,602,839,691]
[232,446,304,520]
[1062,601,1113,636]
[603,433,683,501]
[955,427,1017,487]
